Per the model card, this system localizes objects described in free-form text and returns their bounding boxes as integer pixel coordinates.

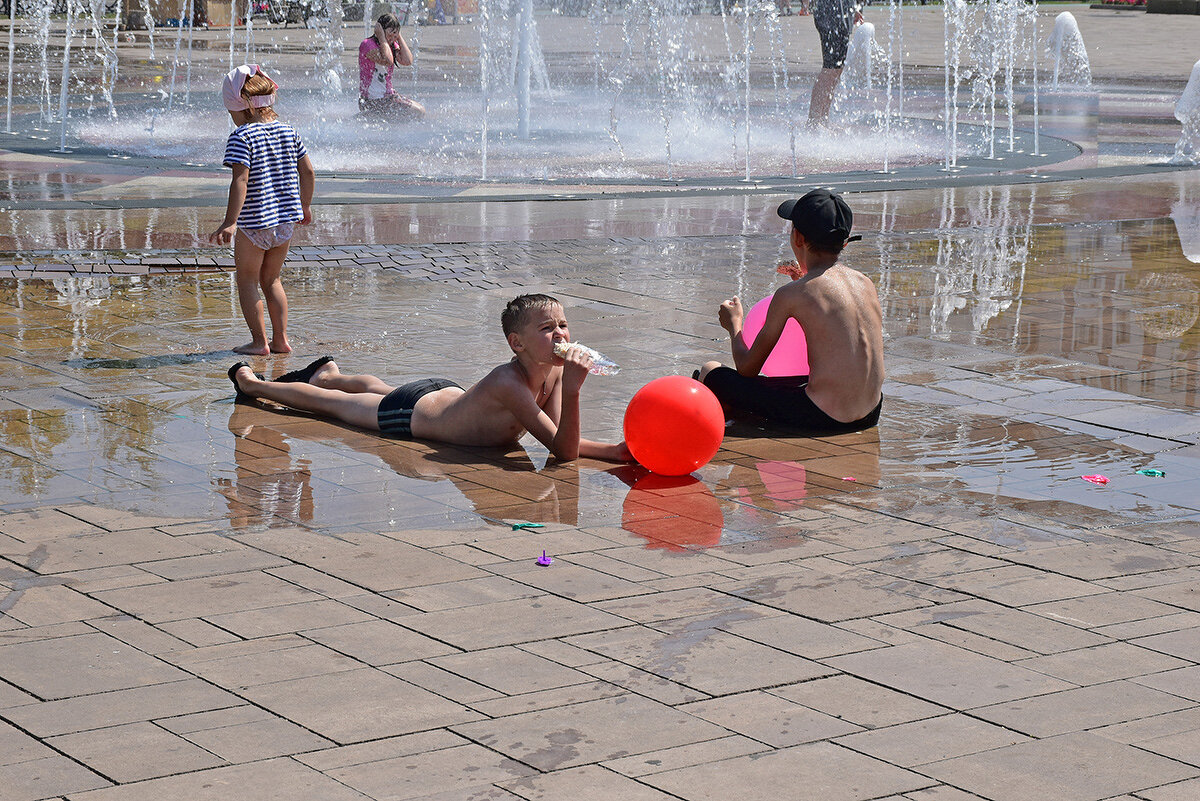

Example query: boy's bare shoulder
[474,361,523,395]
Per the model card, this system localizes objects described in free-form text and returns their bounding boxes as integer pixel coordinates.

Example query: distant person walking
[359,13,426,120]
[209,65,315,356]
[808,0,863,122]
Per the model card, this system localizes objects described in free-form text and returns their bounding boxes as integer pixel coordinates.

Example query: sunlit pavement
[5,5,1200,801]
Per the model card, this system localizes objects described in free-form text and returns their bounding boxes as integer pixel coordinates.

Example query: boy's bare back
[773,261,885,422]
[412,361,560,447]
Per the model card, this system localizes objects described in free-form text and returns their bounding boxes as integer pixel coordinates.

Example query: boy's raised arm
[504,357,629,463]
[721,295,789,377]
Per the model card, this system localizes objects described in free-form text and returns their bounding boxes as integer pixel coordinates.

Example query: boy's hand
[209,224,236,245]
[558,344,592,394]
[718,297,744,334]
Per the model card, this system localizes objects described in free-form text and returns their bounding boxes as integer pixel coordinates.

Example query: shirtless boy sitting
[227,294,631,462]
[697,189,884,433]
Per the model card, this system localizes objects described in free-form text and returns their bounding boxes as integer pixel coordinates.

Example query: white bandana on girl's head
[222,64,278,111]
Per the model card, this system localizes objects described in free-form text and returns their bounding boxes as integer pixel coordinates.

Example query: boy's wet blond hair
[501,294,561,337]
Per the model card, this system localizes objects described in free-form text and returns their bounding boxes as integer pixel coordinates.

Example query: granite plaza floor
[5,4,1200,801]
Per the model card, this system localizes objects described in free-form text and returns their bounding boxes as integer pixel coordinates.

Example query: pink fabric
[222,64,277,111]
[359,37,394,99]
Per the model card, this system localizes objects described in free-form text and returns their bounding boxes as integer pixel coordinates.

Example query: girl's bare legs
[259,241,292,354]
[233,232,292,355]
[231,363,387,430]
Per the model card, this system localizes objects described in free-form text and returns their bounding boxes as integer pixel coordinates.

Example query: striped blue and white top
[223,121,308,230]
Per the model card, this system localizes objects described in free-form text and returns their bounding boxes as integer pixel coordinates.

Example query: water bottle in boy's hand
[553,341,621,376]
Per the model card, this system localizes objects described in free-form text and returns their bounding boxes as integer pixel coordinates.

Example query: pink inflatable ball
[742,293,809,377]
[623,376,725,477]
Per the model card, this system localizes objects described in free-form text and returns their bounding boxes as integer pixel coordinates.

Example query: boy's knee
[697,361,723,382]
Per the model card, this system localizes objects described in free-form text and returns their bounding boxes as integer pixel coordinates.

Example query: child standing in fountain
[209,65,315,356]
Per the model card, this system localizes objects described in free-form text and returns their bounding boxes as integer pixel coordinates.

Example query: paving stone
[203,599,377,638]
[93,571,323,623]
[1139,778,1200,801]
[721,568,933,622]
[48,721,226,783]
[384,575,544,613]
[926,565,1105,606]
[601,735,770,777]
[328,743,536,801]
[399,595,631,650]
[69,757,370,801]
[825,640,1072,710]
[771,675,948,730]
[505,562,656,603]
[2,679,243,737]
[429,646,592,694]
[385,661,505,704]
[0,719,56,765]
[303,618,461,665]
[835,713,1029,767]
[0,527,207,573]
[566,625,832,696]
[878,598,1111,655]
[578,659,710,705]
[1130,665,1200,703]
[501,764,679,801]
[0,631,189,699]
[0,755,111,801]
[1003,540,1199,580]
[1132,627,1200,662]
[86,614,192,655]
[643,741,933,801]
[1092,707,1200,745]
[453,694,728,770]
[971,680,1195,738]
[0,508,105,541]
[240,667,483,744]
[1015,641,1191,685]
[1,584,113,626]
[681,690,863,747]
[183,641,368,688]
[920,732,1200,801]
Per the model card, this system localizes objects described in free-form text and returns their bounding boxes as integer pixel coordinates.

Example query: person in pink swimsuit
[358,13,426,119]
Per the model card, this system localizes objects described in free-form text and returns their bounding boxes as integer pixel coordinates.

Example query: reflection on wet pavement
[6,11,1200,799]
[2,171,1198,545]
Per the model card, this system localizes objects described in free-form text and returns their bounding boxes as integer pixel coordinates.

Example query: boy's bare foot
[234,342,270,356]
[273,355,335,384]
[228,362,264,402]
[270,339,293,354]
[310,359,340,386]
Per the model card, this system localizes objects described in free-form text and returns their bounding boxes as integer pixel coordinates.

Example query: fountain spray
[515,0,532,139]
[5,0,15,133]
[480,0,489,178]
[55,0,78,152]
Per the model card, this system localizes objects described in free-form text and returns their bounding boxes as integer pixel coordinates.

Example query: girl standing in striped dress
[210,65,315,356]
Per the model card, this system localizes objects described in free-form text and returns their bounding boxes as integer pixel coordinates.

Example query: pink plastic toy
[742,294,810,377]
[536,550,553,566]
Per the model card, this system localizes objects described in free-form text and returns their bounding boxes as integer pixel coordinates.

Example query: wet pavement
[5,5,1200,801]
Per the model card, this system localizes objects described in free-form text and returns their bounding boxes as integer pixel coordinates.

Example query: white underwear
[239,222,294,251]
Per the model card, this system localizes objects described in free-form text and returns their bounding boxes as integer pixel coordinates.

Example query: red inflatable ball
[623,376,725,476]
[742,293,809,377]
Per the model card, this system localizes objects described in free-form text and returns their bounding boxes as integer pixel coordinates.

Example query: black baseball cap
[777,189,862,250]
